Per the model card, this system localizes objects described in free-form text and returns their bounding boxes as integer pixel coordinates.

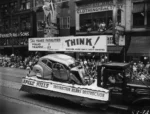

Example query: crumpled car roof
[40,53,76,67]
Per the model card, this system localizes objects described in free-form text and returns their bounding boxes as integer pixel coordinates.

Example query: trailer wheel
[130,106,150,114]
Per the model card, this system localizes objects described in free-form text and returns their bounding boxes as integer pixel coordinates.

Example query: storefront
[127,36,150,63]
[126,1,150,63]
[0,13,34,56]
[75,0,124,35]
[74,0,125,62]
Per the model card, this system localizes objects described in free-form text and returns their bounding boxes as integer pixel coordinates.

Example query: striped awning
[127,36,150,56]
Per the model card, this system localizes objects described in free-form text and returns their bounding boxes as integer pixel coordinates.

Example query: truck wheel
[130,106,150,114]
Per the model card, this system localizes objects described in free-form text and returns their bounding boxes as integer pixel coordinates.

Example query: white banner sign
[63,36,107,52]
[29,35,107,52]
[29,37,62,51]
[22,79,109,101]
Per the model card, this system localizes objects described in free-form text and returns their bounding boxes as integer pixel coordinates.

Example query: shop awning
[127,37,150,56]
[107,46,123,53]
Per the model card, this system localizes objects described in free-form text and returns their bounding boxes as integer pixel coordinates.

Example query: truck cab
[97,62,150,113]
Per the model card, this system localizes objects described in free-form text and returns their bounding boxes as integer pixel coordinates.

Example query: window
[20,15,31,31]
[42,59,47,64]
[133,2,144,26]
[79,11,113,32]
[11,17,19,32]
[9,1,18,13]
[132,2,150,27]
[147,2,150,26]
[47,60,52,68]
[4,19,9,33]
[60,16,70,29]
[4,4,9,16]
[35,0,44,7]
[20,0,31,10]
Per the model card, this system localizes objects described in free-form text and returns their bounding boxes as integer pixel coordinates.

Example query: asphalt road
[0,97,54,114]
[0,67,126,114]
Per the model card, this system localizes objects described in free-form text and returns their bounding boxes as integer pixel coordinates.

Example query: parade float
[20,36,150,113]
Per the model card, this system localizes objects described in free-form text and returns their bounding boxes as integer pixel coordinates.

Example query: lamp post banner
[28,35,107,52]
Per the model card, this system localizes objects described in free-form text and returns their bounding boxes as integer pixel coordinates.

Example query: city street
[0,67,125,114]
[0,0,150,113]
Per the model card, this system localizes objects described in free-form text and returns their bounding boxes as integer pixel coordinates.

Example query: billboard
[29,35,107,52]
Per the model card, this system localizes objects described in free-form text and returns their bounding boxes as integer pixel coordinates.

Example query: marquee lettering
[65,38,92,47]
[0,32,30,38]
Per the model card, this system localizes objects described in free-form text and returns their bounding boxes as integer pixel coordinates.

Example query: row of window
[60,17,70,29]
[0,15,31,33]
[79,11,119,32]
[0,0,31,18]
[0,38,28,46]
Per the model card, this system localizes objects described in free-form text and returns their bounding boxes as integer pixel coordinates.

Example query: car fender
[32,64,43,77]
[132,97,150,106]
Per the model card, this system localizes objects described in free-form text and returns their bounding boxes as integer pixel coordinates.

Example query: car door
[59,64,70,81]
[103,69,124,105]
[52,63,61,80]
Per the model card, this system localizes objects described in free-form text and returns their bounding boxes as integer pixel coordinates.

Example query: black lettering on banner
[65,38,92,47]
[71,88,81,93]
[36,81,49,88]
[23,80,35,86]
[53,84,71,91]
[82,90,105,97]
[86,38,92,46]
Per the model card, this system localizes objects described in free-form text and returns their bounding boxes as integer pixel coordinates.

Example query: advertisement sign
[114,25,125,46]
[29,37,62,51]
[0,32,30,38]
[22,78,109,101]
[29,36,107,52]
[63,36,107,52]
[77,1,123,14]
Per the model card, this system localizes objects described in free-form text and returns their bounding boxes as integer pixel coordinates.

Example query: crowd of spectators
[1,52,150,82]
[80,19,114,33]
[0,53,40,71]
[131,61,150,81]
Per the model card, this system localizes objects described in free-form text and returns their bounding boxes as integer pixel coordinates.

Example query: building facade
[74,0,126,61]
[126,0,150,63]
[0,0,36,56]
[0,0,149,62]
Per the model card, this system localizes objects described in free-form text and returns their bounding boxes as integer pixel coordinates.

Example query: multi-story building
[0,0,36,56]
[0,0,75,56]
[0,0,149,62]
[74,0,126,61]
[126,0,150,63]
[74,0,150,62]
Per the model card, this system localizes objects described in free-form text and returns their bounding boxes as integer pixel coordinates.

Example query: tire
[129,106,150,114]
